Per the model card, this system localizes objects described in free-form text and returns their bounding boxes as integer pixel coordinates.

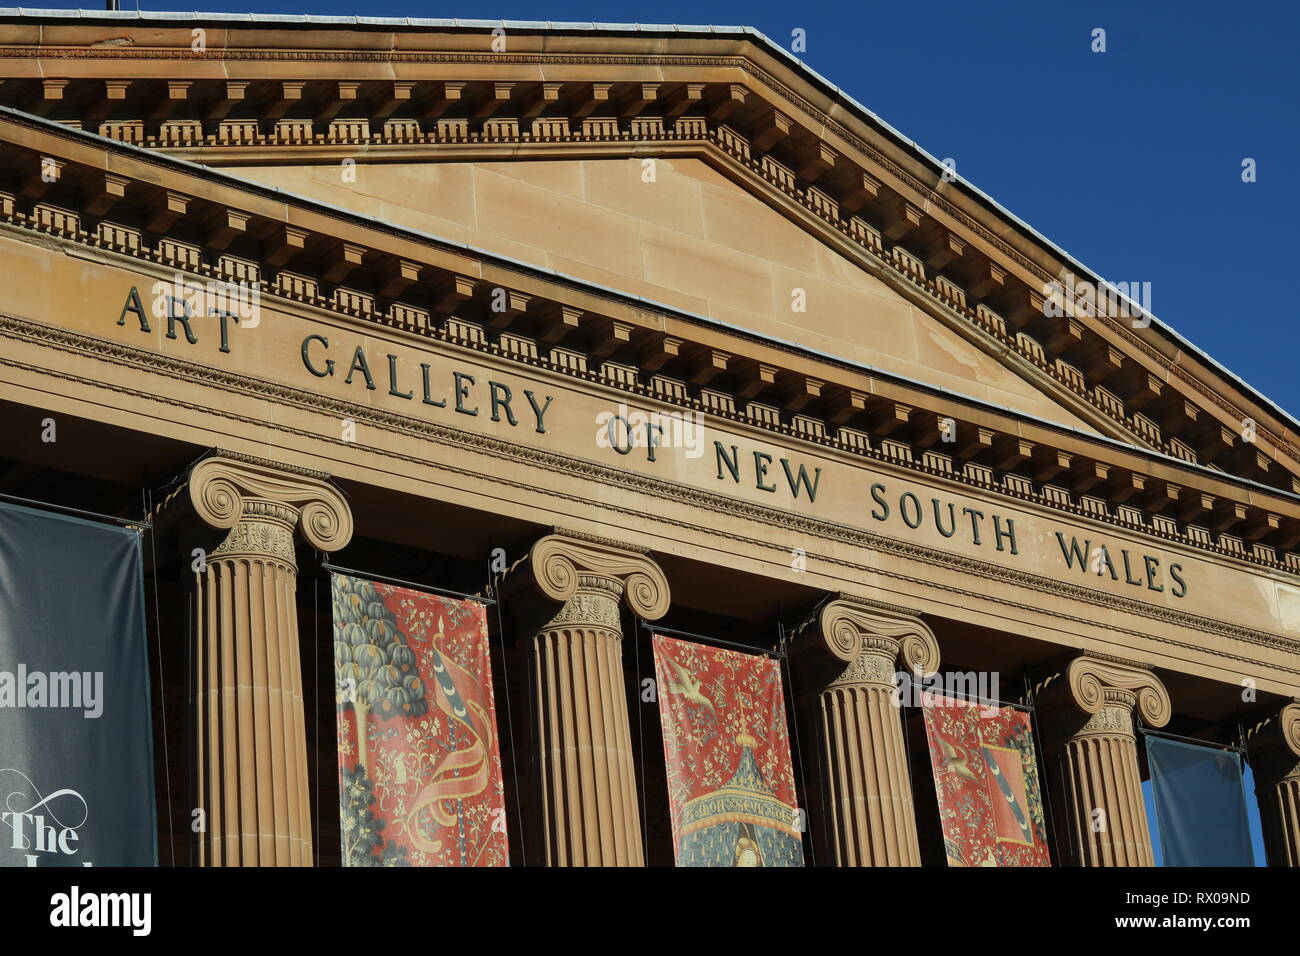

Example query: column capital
[1247,700,1300,866]
[188,454,353,560]
[1038,652,1170,747]
[802,595,939,687]
[1279,701,1300,756]
[1061,653,1170,727]
[526,529,670,621]
[1247,700,1300,774]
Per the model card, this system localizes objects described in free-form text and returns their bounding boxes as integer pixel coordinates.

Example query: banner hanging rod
[1139,726,1246,754]
[320,561,496,606]
[638,620,786,659]
[899,674,1034,713]
[0,491,151,530]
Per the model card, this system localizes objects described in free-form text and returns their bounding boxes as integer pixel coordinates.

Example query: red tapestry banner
[332,573,508,866]
[652,635,804,867]
[920,692,1051,867]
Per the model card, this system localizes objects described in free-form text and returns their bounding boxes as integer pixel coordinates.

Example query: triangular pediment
[224,155,1104,434]
[1,11,1297,496]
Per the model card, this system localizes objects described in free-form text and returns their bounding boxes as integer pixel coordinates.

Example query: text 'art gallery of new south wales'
[0,9,1298,871]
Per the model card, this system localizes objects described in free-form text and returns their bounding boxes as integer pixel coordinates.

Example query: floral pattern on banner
[652,635,804,867]
[332,574,508,867]
[920,692,1051,867]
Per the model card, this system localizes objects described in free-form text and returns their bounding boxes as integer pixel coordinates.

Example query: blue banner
[0,501,157,866]
[1145,733,1253,867]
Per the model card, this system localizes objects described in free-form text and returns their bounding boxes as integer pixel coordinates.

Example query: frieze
[0,187,1292,576]
[4,313,1300,676]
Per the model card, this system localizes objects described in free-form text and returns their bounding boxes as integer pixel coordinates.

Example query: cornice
[3,99,1295,520]
[3,41,1296,485]
[0,118,1293,520]
[3,310,1300,682]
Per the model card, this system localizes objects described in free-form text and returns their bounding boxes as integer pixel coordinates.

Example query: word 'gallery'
[0,11,1297,868]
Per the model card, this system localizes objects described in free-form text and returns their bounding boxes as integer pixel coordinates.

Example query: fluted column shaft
[514,531,670,867]
[1051,695,1154,866]
[1247,701,1300,867]
[1258,768,1300,866]
[533,575,642,866]
[821,661,919,865]
[798,597,940,867]
[189,455,352,867]
[1039,654,1170,867]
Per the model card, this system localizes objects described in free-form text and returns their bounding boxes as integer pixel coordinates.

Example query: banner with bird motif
[920,691,1051,867]
[652,635,804,867]
[332,574,508,866]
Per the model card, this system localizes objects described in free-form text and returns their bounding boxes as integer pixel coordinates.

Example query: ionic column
[189,455,353,867]
[1246,701,1300,866]
[513,531,670,866]
[795,596,940,866]
[1038,653,1169,867]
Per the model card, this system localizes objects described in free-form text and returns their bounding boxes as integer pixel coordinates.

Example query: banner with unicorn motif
[652,634,805,867]
[332,573,508,866]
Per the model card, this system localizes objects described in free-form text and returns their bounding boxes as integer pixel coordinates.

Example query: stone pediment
[221,155,1106,436]
[3,103,1300,583]
[1,12,1297,499]
[2,13,1300,578]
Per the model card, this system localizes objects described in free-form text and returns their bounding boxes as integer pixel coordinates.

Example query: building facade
[0,10,1297,867]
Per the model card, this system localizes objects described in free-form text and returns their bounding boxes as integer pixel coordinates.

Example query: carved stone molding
[3,183,1298,582]
[6,307,1299,681]
[189,454,353,564]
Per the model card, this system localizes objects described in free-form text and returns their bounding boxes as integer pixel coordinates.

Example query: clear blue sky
[41,0,1300,420]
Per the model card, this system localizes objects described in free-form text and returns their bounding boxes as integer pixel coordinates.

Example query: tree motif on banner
[339,763,410,867]
[333,574,428,774]
[332,575,508,867]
